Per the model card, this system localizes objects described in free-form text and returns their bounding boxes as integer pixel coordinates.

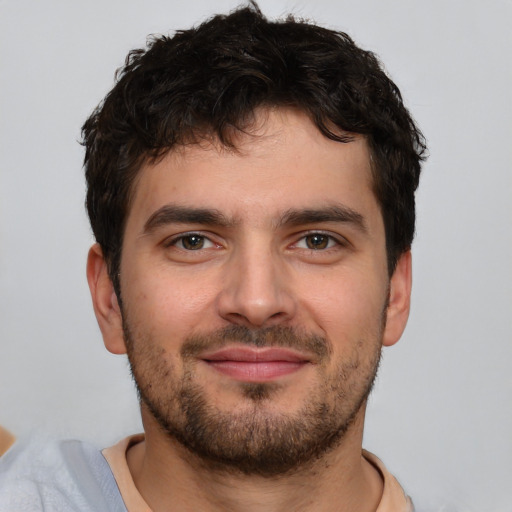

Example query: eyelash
[292,231,345,251]
[163,232,217,251]
[163,231,345,252]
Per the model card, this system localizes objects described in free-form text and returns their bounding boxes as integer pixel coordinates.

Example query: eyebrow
[143,205,236,234]
[142,203,367,235]
[277,205,367,233]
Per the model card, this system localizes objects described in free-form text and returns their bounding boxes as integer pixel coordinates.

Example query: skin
[0,426,15,457]
[87,108,412,512]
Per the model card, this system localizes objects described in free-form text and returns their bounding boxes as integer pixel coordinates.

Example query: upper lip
[200,346,311,363]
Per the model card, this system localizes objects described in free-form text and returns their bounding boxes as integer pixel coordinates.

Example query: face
[89,108,411,476]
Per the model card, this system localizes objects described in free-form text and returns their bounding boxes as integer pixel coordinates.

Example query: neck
[127,408,383,512]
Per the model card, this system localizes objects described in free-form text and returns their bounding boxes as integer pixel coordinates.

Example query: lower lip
[204,360,307,382]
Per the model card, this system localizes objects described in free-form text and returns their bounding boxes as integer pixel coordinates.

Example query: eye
[169,234,215,250]
[295,233,339,250]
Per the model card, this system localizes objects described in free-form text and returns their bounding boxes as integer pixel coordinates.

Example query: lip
[201,347,311,382]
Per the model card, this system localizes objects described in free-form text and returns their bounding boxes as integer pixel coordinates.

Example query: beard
[123,322,382,477]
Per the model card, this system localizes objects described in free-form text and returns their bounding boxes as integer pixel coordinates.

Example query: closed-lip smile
[200,347,311,382]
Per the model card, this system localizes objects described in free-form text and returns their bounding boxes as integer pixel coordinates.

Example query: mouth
[200,347,311,382]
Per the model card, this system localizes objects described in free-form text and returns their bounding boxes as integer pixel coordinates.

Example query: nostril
[222,309,290,329]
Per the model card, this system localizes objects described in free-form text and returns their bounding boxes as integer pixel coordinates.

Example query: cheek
[125,272,219,342]
[298,269,387,342]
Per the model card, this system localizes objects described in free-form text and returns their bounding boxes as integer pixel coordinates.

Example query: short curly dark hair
[82,2,426,296]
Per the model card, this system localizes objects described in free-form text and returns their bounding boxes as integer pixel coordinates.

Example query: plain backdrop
[1,1,511,510]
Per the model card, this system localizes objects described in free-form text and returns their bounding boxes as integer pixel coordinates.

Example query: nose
[216,244,297,328]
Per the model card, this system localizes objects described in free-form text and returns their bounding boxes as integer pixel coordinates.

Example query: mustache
[181,325,332,363]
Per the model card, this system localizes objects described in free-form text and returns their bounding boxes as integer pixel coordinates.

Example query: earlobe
[86,243,127,355]
[382,251,412,347]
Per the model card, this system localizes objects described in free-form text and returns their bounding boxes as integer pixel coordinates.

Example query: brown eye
[180,235,206,250]
[305,234,329,250]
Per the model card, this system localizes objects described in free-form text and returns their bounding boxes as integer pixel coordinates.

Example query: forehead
[127,108,378,228]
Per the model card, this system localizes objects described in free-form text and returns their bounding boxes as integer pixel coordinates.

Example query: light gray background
[1,1,511,510]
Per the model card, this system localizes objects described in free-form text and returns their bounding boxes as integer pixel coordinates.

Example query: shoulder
[0,436,127,512]
[363,450,414,512]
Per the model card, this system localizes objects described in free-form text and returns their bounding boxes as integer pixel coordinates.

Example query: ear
[86,243,127,355]
[382,250,412,347]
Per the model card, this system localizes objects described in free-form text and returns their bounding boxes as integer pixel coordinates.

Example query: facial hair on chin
[123,322,383,477]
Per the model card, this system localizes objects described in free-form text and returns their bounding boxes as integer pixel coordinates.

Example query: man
[0,3,426,511]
